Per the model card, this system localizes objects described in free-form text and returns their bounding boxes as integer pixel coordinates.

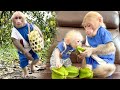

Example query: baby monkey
[50,30,83,69]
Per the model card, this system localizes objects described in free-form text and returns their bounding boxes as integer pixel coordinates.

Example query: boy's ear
[65,38,70,45]
[98,16,102,23]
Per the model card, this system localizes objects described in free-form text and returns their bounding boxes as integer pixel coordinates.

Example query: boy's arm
[11,37,34,60]
[82,42,116,57]
[54,48,62,68]
[92,42,116,55]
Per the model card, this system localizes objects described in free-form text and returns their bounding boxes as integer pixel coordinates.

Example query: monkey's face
[70,37,82,49]
[83,18,100,37]
[12,14,26,28]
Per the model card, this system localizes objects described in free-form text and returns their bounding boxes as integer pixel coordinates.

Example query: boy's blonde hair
[64,30,83,43]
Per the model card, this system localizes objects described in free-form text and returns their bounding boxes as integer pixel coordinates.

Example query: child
[79,11,116,78]
[11,11,44,78]
[50,30,83,69]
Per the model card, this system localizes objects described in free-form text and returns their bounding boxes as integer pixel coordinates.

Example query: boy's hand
[56,60,62,68]
[77,54,85,60]
[81,48,94,57]
[24,51,34,60]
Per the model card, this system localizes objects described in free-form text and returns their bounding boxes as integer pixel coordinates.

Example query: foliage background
[0,11,57,66]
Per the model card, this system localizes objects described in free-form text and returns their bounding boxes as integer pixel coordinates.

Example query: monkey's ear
[98,16,102,23]
[65,38,70,45]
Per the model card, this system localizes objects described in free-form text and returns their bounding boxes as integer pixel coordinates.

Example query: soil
[0,62,46,79]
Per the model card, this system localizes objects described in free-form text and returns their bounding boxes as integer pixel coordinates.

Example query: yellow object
[79,67,93,79]
[76,46,85,53]
[51,66,68,79]
[28,25,44,53]
[65,66,79,78]
[77,46,85,52]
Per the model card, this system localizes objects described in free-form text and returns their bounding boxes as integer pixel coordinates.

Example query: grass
[0,44,19,66]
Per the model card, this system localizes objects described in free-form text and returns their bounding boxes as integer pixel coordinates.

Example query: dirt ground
[0,61,46,79]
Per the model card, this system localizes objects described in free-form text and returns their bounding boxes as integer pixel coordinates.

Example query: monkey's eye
[84,25,86,28]
[77,40,81,43]
[77,41,80,43]
[87,24,91,27]
[14,16,22,19]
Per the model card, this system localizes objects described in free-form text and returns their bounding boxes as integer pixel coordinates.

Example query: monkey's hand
[56,59,62,69]
[77,54,85,60]
[24,51,34,61]
[54,48,62,68]
[81,47,95,57]
[76,46,86,59]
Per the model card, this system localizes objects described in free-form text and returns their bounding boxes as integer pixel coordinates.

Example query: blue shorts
[18,49,39,68]
[86,56,99,69]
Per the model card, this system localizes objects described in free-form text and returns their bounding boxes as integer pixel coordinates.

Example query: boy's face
[12,12,26,28]
[70,37,82,49]
[83,17,100,37]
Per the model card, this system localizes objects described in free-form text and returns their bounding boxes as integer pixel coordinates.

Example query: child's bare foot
[36,60,42,66]
[22,74,29,78]
[29,69,34,74]
[28,64,35,74]
[22,67,28,78]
